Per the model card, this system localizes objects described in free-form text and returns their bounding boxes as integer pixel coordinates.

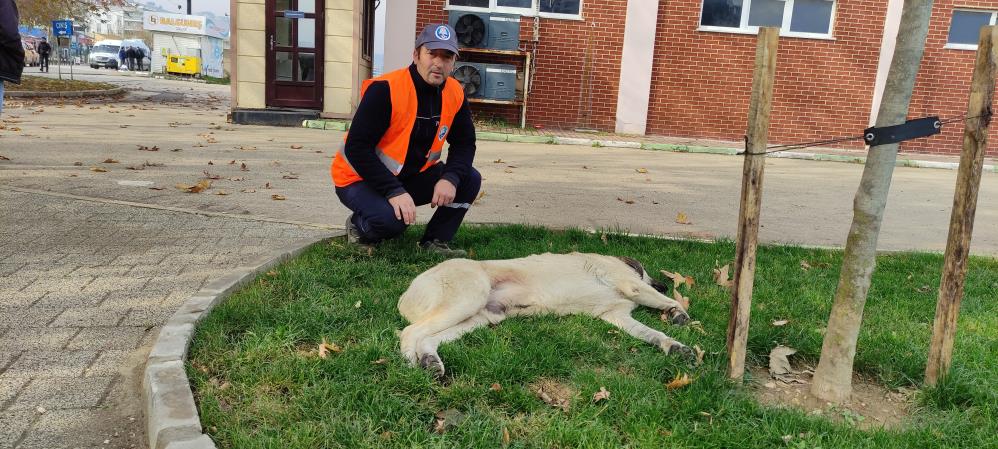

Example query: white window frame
[697,0,837,40]
[445,0,584,21]
[945,9,997,51]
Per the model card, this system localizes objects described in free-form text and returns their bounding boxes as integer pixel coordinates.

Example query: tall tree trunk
[810,0,934,403]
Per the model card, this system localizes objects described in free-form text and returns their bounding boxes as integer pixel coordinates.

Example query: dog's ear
[616,256,645,277]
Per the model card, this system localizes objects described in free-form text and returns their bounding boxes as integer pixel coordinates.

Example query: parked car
[88,39,151,70]
[22,41,39,67]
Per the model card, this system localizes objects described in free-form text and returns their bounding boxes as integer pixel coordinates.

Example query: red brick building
[398,0,998,156]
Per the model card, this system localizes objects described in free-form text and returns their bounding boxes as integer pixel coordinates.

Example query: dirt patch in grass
[4,75,117,92]
[750,366,914,430]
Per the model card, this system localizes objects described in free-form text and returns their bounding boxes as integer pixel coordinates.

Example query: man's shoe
[417,239,467,258]
[344,213,378,244]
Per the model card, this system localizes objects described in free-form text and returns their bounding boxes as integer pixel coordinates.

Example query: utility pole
[187,0,192,15]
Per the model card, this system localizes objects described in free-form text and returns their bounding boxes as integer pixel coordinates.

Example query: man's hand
[431,179,457,208]
[388,192,417,225]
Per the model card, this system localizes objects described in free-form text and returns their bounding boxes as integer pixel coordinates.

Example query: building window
[446,0,582,19]
[362,0,375,60]
[947,9,994,49]
[699,0,835,38]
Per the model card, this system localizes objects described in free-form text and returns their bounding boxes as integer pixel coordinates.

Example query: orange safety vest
[331,67,465,188]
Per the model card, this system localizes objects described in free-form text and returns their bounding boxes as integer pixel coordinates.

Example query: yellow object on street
[166,54,201,76]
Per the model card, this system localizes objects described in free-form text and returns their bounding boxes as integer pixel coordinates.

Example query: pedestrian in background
[118,45,126,70]
[0,0,25,117]
[37,37,51,72]
[124,46,134,71]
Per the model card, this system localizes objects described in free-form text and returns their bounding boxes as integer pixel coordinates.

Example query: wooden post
[726,27,779,381]
[925,26,996,386]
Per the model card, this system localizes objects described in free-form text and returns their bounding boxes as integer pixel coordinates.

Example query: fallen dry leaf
[318,338,342,359]
[290,144,303,149]
[371,358,388,365]
[237,145,257,151]
[433,409,465,434]
[673,288,690,310]
[688,320,707,335]
[228,160,236,165]
[713,263,733,289]
[504,168,514,173]
[693,345,705,366]
[490,383,502,392]
[137,145,159,151]
[282,173,299,179]
[800,260,812,271]
[241,189,257,193]
[176,179,211,193]
[493,158,504,163]
[592,386,611,403]
[73,161,83,166]
[660,270,688,288]
[149,187,165,190]
[530,378,574,412]
[617,197,635,204]
[264,182,272,189]
[675,212,692,225]
[769,345,799,383]
[665,372,692,390]
[354,301,362,308]
[241,163,249,171]
[0,155,9,161]
[635,168,648,174]
[772,319,790,327]
[271,194,287,201]
[90,166,108,172]
[214,191,230,196]
[203,171,221,180]
[502,427,510,447]
[207,161,214,165]
[102,158,119,164]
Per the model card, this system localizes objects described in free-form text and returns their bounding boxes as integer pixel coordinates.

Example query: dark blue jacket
[0,0,25,84]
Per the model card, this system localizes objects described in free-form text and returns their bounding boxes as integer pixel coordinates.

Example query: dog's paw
[668,307,691,326]
[419,353,446,380]
[667,342,697,363]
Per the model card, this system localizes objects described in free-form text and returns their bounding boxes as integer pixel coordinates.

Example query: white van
[88,39,151,70]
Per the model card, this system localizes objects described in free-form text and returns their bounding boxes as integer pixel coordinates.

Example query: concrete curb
[142,233,341,449]
[298,119,998,173]
[4,86,126,98]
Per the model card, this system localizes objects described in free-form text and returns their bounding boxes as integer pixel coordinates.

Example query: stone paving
[0,189,330,448]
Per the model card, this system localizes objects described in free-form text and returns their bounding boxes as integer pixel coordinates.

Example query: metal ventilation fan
[453,13,487,47]
[452,64,483,97]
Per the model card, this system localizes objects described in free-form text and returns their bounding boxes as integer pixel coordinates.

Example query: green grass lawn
[187,225,998,449]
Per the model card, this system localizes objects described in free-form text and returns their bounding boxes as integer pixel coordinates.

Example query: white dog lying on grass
[398,252,694,379]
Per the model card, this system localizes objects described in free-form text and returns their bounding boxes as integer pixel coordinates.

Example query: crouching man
[331,23,480,257]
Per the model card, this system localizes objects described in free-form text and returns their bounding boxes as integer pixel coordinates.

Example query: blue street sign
[284,10,305,19]
[52,20,73,37]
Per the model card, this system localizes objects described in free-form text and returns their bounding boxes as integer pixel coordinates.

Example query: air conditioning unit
[452,62,517,101]
[484,64,516,100]
[448,11,520,51]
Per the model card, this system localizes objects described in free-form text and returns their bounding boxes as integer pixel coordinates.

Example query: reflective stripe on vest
[330,67,465,188]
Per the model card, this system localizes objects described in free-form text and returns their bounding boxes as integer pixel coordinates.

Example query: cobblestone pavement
[0,189,330,448]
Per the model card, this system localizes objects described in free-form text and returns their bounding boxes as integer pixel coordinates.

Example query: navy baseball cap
[415,24,460,55]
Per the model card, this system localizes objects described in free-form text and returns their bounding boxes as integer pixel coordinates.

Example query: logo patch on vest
[435,26,451,41]
[438,125,449,141]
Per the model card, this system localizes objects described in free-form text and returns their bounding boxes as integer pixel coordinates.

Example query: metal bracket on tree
[863,116,941,146]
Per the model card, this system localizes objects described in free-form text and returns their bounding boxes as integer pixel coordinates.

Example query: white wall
[383,0,416,73]
[870,0,905,126]
[615,0,659,135]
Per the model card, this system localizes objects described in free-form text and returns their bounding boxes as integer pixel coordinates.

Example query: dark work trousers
[336,163,482,244]
[39,54,49,72]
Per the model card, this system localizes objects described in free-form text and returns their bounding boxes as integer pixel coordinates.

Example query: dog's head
[617,256,670,294]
